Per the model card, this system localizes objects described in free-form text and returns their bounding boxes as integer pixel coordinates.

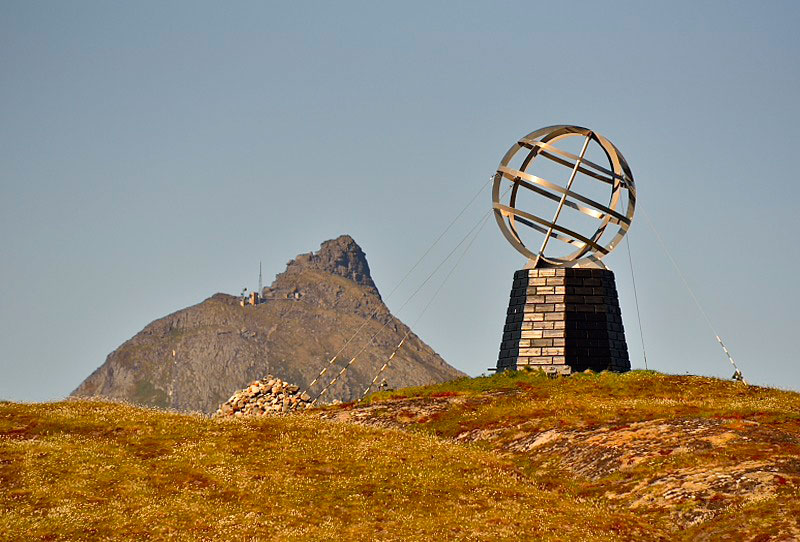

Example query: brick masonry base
[497,268,631,374]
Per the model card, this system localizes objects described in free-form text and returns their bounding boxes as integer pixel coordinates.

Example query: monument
[492,125,635,374]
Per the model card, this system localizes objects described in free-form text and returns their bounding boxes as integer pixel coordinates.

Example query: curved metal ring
[491,125,636,268]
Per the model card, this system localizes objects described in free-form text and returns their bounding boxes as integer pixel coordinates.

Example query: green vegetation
[132,379,170,409]
[367,369,800,427]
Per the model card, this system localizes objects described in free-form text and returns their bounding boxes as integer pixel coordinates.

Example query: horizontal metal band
[498,166,631,226]
[493,203,609,255]
[537,150,616,186]
[519,138,632,188]
[539,251,607,269]
[510,214,586,249]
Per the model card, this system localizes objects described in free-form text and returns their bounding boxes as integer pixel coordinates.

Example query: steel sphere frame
[491,125,636,268]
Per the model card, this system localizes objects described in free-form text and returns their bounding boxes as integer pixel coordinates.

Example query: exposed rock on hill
[313,371,800,537]
[282,234,378,294]
[72,235,463,413]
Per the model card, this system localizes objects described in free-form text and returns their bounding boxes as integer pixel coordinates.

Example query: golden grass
[4,371,799,540]
[2,399,657,541]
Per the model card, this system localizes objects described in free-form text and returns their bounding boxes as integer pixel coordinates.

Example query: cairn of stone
[214,375,312,417]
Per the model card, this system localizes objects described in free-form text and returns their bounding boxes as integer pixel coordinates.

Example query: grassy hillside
[321,370,800,540]
[3,371,799,540]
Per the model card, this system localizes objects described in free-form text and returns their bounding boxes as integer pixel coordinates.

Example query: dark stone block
[496,267,630,373]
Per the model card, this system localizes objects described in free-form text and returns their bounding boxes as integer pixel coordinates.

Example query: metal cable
[360,211,492,400]
[641,208,747,385]
[312,205,494,406]
[300,176,494,397]
[625,235,648,370]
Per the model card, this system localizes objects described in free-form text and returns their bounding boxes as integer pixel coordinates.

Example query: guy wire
[300,176,494,396]
[308,179,497,403]
[361,210,492,400]
[625,235,648,370]
[641,208,746,385]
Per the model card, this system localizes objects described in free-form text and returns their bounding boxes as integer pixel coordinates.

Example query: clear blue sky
[2,1,799,401]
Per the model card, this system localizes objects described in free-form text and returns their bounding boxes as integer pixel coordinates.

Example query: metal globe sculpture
[492,125,635,268]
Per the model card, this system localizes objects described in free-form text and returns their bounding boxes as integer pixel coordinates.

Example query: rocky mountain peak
[279,235,377,292]
[72,233,463,413]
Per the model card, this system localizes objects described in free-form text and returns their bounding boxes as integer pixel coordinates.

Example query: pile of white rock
[214,375,312,417]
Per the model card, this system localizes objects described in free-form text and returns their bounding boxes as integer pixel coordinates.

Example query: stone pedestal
[497,268,630,374]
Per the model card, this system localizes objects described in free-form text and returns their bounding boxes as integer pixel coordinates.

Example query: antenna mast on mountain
[258,261,263,295]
